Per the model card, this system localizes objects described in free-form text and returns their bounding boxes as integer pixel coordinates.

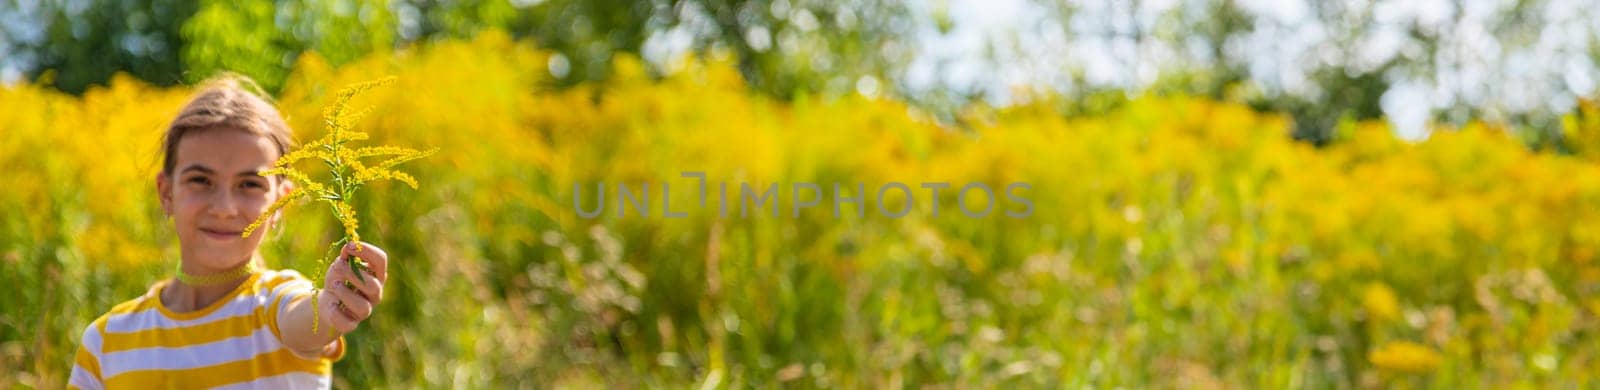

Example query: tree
[4,0,919,102]
[2,0,195,93]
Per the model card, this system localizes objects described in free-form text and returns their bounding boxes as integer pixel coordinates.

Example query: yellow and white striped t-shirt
[69,269,344,389]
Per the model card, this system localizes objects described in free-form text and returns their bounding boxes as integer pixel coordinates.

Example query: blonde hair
[160,74,296,175]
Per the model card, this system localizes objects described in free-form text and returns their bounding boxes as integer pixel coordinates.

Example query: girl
[69,76,391,389]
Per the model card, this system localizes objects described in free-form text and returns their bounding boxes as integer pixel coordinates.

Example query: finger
[324,294,358,334]
[341,241,389,282]
[347,269,383,304]
[339,278,368,302]
[338,273,383,305]
[329,256,376,293]
[329,283,373,321]
[331,262,380,308]
[324,257,359,290]
[326,254,376,294]
[360,244,389,284]
[336,245,369,286]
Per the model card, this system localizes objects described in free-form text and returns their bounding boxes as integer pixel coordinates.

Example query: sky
[905,0,1600,141]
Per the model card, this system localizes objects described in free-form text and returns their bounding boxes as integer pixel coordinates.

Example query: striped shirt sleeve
[265,271,315,344]
[264,271,345,361]
[68,320,105,390]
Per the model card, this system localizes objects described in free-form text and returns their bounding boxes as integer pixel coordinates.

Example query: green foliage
[8,0,915,101]
[181,0,394,92]
[16,0,196,93]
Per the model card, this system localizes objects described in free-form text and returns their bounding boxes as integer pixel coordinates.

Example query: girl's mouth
[199,227,243,240]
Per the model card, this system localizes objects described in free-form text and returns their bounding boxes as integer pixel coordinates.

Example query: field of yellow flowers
[6,31,1600,387]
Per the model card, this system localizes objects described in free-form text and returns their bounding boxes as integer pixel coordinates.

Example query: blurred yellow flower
[1368,341,1442,373]
[1362,282,1401,323]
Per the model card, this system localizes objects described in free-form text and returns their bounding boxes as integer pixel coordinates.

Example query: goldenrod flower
[1368,341,1442,373]
[240,76,436,334]
[1361,282,1401,323]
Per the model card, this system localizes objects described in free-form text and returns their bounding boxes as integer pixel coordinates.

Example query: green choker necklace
[176,261,259,287]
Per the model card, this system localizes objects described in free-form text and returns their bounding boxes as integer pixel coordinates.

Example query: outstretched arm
[279,241,390,357]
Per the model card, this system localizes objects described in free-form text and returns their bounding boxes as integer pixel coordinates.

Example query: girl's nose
[208,191,241,219]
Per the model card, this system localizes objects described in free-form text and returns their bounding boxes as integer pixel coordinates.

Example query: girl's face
[157,129,289,272]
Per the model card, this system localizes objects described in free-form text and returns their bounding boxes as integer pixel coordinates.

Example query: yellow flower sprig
[241,76,436,334]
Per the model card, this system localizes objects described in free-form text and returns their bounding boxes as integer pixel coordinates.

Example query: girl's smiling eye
[240,179,268,191]
[184,176,212,188]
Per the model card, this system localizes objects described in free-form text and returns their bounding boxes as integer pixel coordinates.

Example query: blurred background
[5,0,1600,387]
